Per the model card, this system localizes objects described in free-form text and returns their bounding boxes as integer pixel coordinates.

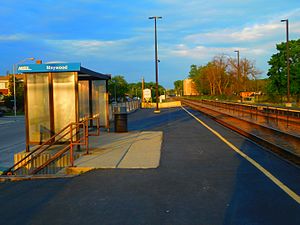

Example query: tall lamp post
[281,19,291,105]
[13,57,35,120]
[234,50,240,100]
[149,16,162,113]
[234,50,240,82]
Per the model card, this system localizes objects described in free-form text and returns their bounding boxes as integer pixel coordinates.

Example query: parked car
[125,96,132,102]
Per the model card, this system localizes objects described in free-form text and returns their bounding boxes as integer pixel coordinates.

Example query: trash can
[114,106,128,132]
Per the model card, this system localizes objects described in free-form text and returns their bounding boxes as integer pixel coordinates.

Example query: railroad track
[200,99,300,129]
[180,98,300,165]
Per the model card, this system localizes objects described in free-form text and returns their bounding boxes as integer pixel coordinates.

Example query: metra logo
[18,66,31,71]
[46,65,68,70]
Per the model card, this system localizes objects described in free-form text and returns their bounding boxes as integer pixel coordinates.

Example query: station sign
[143,88,151,101]
[17,63,81,73]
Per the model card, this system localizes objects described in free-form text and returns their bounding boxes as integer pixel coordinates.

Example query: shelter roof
[17,62,111,80]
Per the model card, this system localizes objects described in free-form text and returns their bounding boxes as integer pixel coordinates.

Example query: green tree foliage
[267,39,300,102]
[108,75,165,102]
[108,75,129,102]
[143,81,165,101]
[173,80,183,96]
[188,65,210,94]
[127,82,143,98]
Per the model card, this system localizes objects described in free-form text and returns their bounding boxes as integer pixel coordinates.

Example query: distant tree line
[179,38,300,104]
[108,75,166,102]
[185,55,262,97]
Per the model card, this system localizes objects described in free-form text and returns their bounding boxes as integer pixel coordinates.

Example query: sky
[0,0,300,89]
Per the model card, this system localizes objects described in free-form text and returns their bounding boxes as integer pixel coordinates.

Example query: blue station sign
[17,63,81,73]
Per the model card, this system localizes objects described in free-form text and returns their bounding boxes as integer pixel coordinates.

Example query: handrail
[30,145,71,174]
[30,116,100,174]
[4,122,74,174]
[3,123,79,175]
[3,115,100,175]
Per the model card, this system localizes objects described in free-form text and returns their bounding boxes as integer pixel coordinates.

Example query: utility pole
[281,19,291,105]
[142,77,145,103]
[149,16,162,113]
[234,50,241,101]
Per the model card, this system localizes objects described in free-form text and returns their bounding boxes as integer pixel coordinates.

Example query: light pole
[281,19,291,105]
[234,50,240,100]
[13,57,35,120]
[149,16,162,113]
[234,50,240,82]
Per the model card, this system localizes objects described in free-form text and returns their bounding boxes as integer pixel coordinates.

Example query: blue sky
[0,0,299,88]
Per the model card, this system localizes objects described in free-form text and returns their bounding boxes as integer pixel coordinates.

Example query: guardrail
[109,100,140,120]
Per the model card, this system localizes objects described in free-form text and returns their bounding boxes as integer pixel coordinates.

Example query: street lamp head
[281,19,288,22]
[149,16,162,19]
[27,57,35,61]
[234,50,239,53]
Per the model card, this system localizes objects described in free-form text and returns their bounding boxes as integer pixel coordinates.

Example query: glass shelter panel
[27,73,50,143]
[78,80,89,120]
[95,80,107,127]
[53,72,76,140]
[92,81,100,118]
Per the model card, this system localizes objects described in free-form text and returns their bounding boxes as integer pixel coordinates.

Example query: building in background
[0,74,24,96]
[183,78,199,96]
[0,76,9,96]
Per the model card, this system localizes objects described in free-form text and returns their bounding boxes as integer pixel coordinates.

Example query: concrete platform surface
[74,131,163,169]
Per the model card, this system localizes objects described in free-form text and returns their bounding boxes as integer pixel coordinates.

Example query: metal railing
[109,100,140,120]
[3,116,100,176]
[198,99,300,127]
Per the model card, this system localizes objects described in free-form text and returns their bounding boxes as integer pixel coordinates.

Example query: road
[0,108,299,225]
[0,116,26,169]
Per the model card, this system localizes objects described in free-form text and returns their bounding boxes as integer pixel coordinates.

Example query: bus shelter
[18,62,111,152]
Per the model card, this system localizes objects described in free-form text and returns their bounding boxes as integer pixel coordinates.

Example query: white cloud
[185,22,286,45]
[0,34,29,41]
[45,37,152,61]
[169,42,274,61]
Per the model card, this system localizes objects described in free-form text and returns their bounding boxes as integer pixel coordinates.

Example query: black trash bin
[114,106,128,132]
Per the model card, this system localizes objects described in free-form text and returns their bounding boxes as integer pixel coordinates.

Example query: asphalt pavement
[0,116,26,169]
[0,108,299,225]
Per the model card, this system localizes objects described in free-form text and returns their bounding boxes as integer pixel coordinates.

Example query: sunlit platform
[61,131,163,174]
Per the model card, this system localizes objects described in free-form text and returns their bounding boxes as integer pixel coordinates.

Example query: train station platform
[0,107,299,225]
[65,131,163,174]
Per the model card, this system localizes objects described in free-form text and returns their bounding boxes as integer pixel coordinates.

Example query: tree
[188,65,210,94]
[210,55,230,95]
[107,76,166,102]
[143,82,165,100]
[188,55,261,97]
[173,80,183,96]
[108,75,129,102]
[267,39,300,102]
[227,57,261,94]
[127,82,143,98]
